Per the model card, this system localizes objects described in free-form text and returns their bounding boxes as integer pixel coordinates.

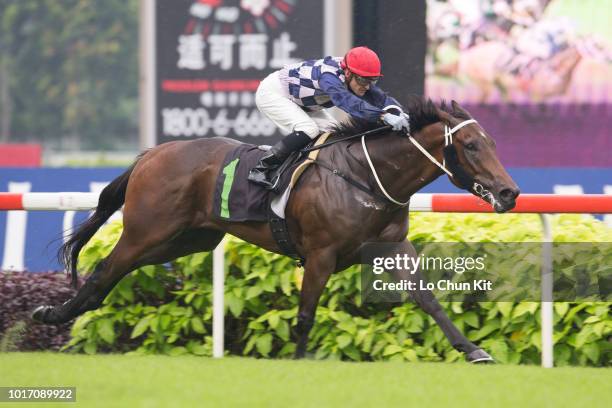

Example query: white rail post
[212,238,226,358]
[1,182,31,271]
[540,214,554,368]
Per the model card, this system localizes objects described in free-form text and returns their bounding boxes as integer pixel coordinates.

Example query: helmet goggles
[351,72,379,86]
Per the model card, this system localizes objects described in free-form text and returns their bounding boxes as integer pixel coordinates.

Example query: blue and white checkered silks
[281,57,346,111]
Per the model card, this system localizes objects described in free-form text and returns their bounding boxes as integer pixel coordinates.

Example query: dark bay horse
[33,97,519,363]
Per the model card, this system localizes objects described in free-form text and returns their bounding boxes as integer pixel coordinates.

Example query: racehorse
[33,97,520,363]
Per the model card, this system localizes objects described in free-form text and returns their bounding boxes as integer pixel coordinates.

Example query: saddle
[212,134,331,263]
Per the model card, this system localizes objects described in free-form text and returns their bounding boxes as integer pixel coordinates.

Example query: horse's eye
[465,142,477,151]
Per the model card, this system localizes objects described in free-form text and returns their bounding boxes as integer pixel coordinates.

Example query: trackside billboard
[155,0,323,146]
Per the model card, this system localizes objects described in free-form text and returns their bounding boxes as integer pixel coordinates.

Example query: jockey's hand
[400,112,411,134]
[382,112,410,132]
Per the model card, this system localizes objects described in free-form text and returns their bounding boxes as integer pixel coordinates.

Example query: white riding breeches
[255,71,338,139]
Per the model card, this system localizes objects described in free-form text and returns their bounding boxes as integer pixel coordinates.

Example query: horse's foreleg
[387,241,494,363]
[294,250,336,359]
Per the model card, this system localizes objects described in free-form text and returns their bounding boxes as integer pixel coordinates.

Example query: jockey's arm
[319,73,392,122]
[365,84,402,112]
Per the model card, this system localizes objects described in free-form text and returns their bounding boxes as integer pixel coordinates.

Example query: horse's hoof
[31,305,55,324]
[466,349,495,364]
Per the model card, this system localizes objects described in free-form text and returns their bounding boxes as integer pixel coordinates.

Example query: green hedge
[65,214,611,366]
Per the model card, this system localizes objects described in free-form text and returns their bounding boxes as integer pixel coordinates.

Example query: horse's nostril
[500,188,519,202]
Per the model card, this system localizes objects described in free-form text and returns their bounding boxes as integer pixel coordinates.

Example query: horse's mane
[329,95,470,137]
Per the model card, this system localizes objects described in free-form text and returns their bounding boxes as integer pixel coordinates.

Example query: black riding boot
[248,130,312,189]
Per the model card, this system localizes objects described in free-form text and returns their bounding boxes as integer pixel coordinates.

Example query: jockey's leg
[310,108,340,132]
[248,71,319,187]
[249,130,311,180]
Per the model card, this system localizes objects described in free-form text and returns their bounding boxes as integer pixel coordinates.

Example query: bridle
[361,118,498,208]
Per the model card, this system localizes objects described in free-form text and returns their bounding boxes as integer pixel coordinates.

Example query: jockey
[248,46,410,188]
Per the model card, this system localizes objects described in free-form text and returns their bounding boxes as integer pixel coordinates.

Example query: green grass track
[1,353,610,407]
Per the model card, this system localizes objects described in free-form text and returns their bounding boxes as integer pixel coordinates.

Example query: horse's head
[435,101,520,213]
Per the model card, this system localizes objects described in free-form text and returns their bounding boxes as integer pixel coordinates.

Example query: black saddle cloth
[212,143,306,222]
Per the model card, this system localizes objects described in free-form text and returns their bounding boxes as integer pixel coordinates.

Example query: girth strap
[265,134,335,267]
[267,205,305,266]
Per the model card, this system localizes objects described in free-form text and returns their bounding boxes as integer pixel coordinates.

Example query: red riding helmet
[341,46,382,77]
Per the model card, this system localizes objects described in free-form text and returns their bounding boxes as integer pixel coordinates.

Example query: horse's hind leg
[133,228,225,268]
[33,233,143,324]
[33,228,224,325]
[386,240,494,363]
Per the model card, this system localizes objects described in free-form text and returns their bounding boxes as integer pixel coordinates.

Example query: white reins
[361,119,478,206]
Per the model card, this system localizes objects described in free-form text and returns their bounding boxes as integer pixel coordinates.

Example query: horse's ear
[451,100,473,119]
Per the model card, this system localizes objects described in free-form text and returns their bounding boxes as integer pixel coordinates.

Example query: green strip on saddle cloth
[212,144,271,222]
[220,158,239,218]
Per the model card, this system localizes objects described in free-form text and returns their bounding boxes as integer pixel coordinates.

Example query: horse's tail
[60,153,145,288]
